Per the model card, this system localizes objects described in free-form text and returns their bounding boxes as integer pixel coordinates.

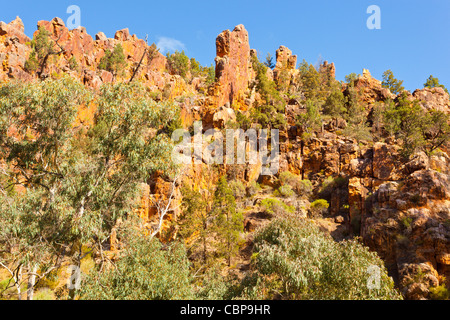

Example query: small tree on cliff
[382,70,405,95]
[25,26,65,78]
[213,176,244,267]
[322,89,347,118]
[98,43,127,79]
[296,99,322,139]
[424,75,449,94]
[264,53,275,70]
[166,50,190,79]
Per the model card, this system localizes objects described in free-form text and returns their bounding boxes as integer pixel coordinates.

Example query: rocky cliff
[0,16,449,300]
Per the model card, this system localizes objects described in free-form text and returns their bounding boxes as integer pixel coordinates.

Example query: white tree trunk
[27,264,38,300]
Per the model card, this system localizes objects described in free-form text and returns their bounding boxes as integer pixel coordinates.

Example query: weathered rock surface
[0,16,31,82]
[273,45,298,88]
[213,24,253,110]
[351,69,395,104]
[413,87,450,114]
[0,17,449,300]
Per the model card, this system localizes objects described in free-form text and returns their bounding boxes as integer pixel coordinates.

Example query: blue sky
[2,0,449,91]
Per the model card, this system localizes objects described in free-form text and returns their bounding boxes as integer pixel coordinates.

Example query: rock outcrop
[0,16,449,300]
[351,69,395,104]
[0,16,32,82]
[318,60,335,82]
[413,87,450,114]
[273,45,298,88]
[0,17,177,92]
[213,24,254,110]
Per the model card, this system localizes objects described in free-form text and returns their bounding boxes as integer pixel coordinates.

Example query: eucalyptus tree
[0,77,179,299]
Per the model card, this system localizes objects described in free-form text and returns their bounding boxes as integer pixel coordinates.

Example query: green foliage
[25,26,60,75]
[235,214,402,300]
[264,53,275,70]
[34,288,55,300]
[251,55,283,105]
[98,44,127,77]
[424,75,449,94]
[166,50,190,79]
[80,236,195,300]
[179,182,214,264]
[296,99,322,138]
[189,57,201,77]
[204,64,216,87]
[68,56,79,71]
[401,216,413,229]
[429,284,450,300]
[382,93,450,156]
[248,55,287,129]
[342,85,372,142]
[250,104,286,129]
[234,110,252,130]
[345,73,360,85]
[0,78,178,299]
[179,173,243,267]
[274,184,295,198]
[278,172,311,197]
[229,180,246,199]
[382,70,405,95]
[299,60,322,101]
[213,176,244,266]
[323,89,347,118]
[423,109,450,154]
[247,180,262,197]
[260,198,294,216]
[310,199,330,217]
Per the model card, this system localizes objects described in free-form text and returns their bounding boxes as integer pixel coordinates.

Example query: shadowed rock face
[214,24,252,110]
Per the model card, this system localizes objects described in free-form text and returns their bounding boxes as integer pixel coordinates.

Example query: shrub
[429,284,450,300]
[310,199,329,218]
[274,185,295,198]
[401,216,413,229]
[80,237,195,300]
[229,180,246,199]
[98,43,127,77]
[345,73,360,85]
[260,198,294,216]
[166,50,190,79]
[424,75,449,95]
[247,181,262,197]
[68,56,79,71]
[323,89,347,118]
[34,288,55,300]
[382,70,405,95]
[24,26,63,76]
[279,172,313,198]
[234,214,402,300]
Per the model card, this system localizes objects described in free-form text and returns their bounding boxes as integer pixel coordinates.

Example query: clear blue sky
[2,0,449,91]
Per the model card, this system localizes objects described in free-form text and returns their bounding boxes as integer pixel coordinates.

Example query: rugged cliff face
[0,17,449,300]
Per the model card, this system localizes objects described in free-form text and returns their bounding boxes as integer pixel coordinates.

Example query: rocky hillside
[0,16,449,300]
